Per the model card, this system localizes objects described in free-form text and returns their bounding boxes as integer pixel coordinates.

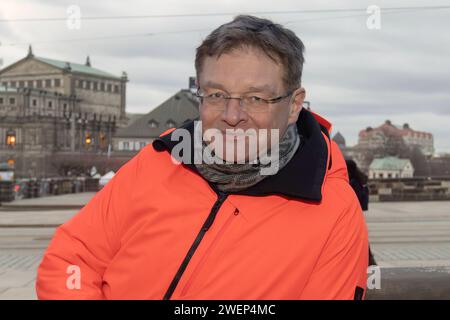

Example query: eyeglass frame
[195,87,298,110]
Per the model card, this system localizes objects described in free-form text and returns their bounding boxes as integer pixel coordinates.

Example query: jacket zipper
[180,207,239,296]
[163,191,228,300]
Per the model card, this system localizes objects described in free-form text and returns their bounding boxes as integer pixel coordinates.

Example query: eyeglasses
[195,88,296,113]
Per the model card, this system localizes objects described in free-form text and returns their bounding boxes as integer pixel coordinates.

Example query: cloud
[1,0,449,152]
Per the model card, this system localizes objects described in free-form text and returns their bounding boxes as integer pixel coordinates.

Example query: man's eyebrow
[246,85,276,94]
[203,81,227,91]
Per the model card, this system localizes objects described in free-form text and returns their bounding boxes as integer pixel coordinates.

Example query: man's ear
[287,87,305,125]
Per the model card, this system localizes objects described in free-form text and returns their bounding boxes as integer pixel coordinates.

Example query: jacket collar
[153,108,330,202]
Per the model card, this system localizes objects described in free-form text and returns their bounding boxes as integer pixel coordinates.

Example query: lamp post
[6,129,16,146]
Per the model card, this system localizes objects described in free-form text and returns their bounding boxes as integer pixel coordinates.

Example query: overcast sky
[1,0,449,153]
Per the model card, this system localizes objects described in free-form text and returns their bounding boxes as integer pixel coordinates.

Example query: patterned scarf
[194,124,301,192]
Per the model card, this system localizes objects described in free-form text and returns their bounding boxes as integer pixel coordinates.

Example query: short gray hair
[195,15,305,90]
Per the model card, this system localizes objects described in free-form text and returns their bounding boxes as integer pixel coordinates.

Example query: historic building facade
[0,47,128,178]
[358,120,434,156]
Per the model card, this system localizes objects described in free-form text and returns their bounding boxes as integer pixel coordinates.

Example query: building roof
[0,47,122,80]
[369,156,413,171]
[359,120,432,139]
[125,112,146,126]
[332,131,346,146]
[34,56,122,80]
[115,89,199,138]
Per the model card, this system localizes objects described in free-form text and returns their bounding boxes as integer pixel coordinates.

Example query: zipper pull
[202,192,228,232]
[234,208,240,215]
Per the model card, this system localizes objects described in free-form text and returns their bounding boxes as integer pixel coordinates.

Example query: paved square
[1,193,450,299]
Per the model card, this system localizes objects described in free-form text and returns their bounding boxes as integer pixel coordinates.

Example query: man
[36,15,368,300]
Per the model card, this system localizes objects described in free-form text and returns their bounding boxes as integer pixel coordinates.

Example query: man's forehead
[199,49,284,89]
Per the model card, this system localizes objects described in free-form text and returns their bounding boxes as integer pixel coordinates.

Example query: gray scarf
[194,124,301,192]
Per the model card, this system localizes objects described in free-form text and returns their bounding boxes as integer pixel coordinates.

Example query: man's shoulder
[109,143,176,184]
[320,175,362,220]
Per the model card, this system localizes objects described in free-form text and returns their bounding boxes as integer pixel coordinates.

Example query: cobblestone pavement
[366,201,450,268]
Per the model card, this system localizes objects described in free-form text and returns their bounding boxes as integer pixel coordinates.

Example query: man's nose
[221,98,247,126]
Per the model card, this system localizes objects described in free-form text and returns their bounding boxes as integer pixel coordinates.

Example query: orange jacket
[36,109,368,300]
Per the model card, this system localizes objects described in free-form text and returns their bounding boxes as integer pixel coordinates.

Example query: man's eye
[248,96,264,103]
[207,92,225,99]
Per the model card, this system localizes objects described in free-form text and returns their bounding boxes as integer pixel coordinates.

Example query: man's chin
[214,148,258,164]
[208,137,261,164]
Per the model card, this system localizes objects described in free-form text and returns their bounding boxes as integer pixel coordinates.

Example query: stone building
[358,120,434,156]
[0,47,128,177]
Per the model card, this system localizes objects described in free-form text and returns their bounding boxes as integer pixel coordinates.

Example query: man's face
[197,46,305,163]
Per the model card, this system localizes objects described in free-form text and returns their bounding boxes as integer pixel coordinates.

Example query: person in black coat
[346,159,377,266]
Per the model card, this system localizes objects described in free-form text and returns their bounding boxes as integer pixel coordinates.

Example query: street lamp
[85,133,92,146]
[6,129,16,146]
